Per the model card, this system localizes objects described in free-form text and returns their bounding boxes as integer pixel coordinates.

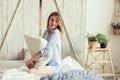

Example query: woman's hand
[26,52,42,69]
[26,59,35,69]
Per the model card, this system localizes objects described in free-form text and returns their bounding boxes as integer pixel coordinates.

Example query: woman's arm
[26,52,42,68]
[41,30,60,56]
[31,51,42,61]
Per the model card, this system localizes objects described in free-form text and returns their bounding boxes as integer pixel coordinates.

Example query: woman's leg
[26,66,53,76]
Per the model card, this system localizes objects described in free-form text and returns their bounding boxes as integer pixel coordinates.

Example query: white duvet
[0,56,85,80]
[1,68,41,80]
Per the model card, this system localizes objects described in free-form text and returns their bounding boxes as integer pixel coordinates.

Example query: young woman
[26,12,63,76]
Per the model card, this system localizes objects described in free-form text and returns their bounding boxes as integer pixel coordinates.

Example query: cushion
[24,34,51,68]
[24,50,51,68]
[24,34,48,56]
[24,49,31,62]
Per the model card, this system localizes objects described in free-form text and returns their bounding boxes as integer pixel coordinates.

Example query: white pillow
[60,56,85,72]
[24,34,48,56]
[24,50,51,68]
[24,49,31,62]
[24,34,51,68]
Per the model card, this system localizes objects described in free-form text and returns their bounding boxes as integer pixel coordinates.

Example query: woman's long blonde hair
[47,12,63,39]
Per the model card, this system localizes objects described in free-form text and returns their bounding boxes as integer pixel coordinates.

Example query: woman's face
[48,16,59,30]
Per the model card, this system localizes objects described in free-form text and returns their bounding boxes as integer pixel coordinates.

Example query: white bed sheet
[0,60,25,72]
[0,60,25,80]
[0,56,85,80]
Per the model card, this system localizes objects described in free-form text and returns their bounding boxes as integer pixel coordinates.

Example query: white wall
[86,0,120,73]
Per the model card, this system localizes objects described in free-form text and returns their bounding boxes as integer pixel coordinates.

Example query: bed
[0,56,103,80]
[40,70,103,80]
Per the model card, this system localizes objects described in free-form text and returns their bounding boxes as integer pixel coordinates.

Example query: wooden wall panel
[0,0,39,60]
[0,0,86,65]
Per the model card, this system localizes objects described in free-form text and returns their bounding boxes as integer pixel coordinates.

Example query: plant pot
[88,41,96,48]
[118,29,120,35]
[100,43,107,48]
[113,29,119,35]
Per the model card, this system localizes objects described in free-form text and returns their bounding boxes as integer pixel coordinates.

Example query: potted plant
[111,22,120,35]
[96,33,109,48]
[86,33,97,48]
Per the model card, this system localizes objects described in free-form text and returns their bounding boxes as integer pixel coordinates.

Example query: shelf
[85,47,116,80]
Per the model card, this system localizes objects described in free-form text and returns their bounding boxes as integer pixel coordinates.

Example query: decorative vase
[118,29,120,35]
[100,43,107,48]
[88,41,96,48]
[113,29,119,35]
